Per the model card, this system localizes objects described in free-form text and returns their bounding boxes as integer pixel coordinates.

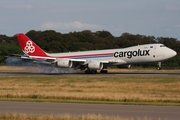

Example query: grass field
[107,68,180,73]
[0,113,152,120]
[0,66,179,119]
[0,75,180,105]
[0,66,28,72]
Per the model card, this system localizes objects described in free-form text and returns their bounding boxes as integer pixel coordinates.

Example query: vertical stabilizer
[16,33,47,57]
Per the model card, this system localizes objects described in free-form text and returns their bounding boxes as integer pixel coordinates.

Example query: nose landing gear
[157,62,161,70]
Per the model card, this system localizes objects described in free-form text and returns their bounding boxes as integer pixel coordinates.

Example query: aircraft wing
[69,58,126,65]
[98,59,127,65]
[38,57,127,70]
[8,54,127,70]
[9,54,127,64]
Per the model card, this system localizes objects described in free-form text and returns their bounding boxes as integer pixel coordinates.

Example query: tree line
[0,30,180,68]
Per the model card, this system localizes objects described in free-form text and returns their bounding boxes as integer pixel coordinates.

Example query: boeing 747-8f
[15,33,177,73]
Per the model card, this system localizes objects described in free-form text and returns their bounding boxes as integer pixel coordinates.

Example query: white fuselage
[44,43,176,66]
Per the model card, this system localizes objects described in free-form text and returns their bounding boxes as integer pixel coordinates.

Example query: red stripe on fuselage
[58,53,114,58]
[29,53,114,59]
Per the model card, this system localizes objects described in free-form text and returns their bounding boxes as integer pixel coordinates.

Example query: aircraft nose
[167,49,177,58]
[172,50,177,57]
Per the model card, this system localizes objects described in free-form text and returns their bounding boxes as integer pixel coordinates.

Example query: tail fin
[16,33,47,57]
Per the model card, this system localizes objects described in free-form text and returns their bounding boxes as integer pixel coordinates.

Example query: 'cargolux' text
[114,49,150,59]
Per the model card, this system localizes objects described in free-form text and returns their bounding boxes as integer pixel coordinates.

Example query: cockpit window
[160,45,165,47]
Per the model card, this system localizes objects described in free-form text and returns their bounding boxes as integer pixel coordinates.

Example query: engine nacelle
[57,59,73,68]
[88,61,103,70]
[117,65,131,69]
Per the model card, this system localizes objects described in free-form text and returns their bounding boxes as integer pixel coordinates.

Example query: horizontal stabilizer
[10,54,29,57]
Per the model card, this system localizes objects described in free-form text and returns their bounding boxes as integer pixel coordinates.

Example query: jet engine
[117,65,131,69]
[57,59,73,68]
[88,61,103,70]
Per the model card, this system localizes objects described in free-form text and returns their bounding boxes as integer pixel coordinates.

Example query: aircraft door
[153,45,164,61]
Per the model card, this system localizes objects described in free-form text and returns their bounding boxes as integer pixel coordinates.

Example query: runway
[0,101,180,120]
[0,72,180,77]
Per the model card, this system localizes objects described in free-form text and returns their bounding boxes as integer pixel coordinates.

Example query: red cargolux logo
[24,40,35,53]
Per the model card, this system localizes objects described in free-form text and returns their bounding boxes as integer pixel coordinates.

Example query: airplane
[15,33,177,73]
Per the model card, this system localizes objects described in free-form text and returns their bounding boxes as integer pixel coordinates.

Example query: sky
[0,0,180,40]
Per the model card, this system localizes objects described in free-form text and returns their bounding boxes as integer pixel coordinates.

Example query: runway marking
[1,106,180,114]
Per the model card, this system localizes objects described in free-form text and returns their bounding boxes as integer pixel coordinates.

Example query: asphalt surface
[0,101,180,120]
[0,72,180,77]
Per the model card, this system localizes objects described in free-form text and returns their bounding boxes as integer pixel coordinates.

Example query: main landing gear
[85,69,108,74]
[100,70,108,73]
[85,70,97,74]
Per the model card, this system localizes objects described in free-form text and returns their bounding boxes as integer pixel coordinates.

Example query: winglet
[16,33,47,57]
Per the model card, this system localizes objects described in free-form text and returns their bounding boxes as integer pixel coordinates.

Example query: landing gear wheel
[93,70,97,74]
[85,70,97,74]
[100,70,108,73]
[157,67,161,70]
[85,70,89,74]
